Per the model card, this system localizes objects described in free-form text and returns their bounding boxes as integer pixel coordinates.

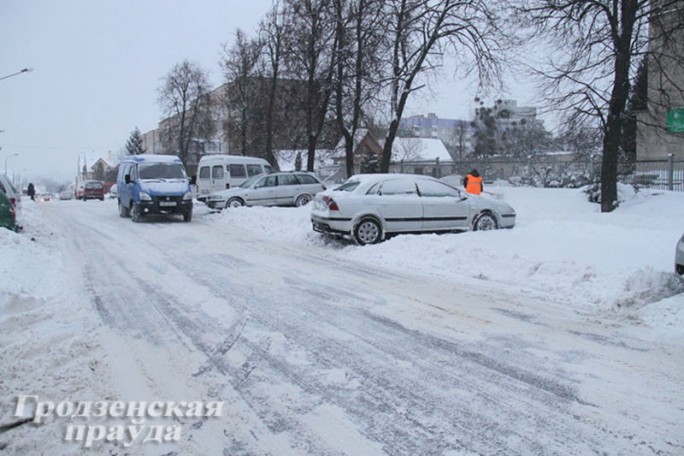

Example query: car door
[416,178,470,231]
[246,174,277,206]
[375,177,423,233]
[275,174,300,205]
[211,165,226,192]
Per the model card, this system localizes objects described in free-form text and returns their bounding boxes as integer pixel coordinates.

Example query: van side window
[212,165,224,179]
[229,164,246,178]
[199,166,210,179]
[246,164,263,177]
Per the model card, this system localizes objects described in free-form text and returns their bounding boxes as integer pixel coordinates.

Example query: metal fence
[632,156,684,191]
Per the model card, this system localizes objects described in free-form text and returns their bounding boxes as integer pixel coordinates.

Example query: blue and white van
[117,154,193,222]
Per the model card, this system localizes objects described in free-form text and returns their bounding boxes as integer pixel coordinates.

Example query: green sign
[666,107,684,133]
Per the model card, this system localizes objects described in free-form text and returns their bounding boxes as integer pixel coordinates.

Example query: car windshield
[138,162,186,180]
[239,174,263,188]
[334,180,361,192]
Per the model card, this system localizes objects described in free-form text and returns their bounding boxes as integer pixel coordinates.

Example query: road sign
[666,107,684,133]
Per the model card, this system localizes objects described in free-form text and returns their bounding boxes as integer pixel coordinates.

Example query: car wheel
[295,194,312,207]
[354,218,382,245]
[183,210,192,222]
[473,212,498,231]
[131,204,142,223]
[227,198,244,208]
[118,201,130,218]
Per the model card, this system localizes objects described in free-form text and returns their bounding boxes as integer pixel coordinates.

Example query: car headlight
[139,191,152,201]
[183,192,193,201]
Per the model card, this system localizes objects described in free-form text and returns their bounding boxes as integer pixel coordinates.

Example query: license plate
[159,201,177,207]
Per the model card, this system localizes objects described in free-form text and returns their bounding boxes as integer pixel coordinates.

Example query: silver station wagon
[206,171,326,209]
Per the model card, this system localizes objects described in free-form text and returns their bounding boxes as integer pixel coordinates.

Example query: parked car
[0,188,18,231]
[117,154,193,222]
[205,171,325,210]
[0,174,22,219]
[676,232,684,275]
[196,155,273,202]
[82,181,105,201]
[310,173,516,245]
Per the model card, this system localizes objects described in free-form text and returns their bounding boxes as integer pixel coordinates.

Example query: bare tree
[378,0,505,173]
[514,0,684,212]
[158,60,215,168]
[452,121,470,160]
[125,127,146,155]
[221,30,263,156]
[283,0,338,172]
[332,0,385,178]
[259,2,287,168]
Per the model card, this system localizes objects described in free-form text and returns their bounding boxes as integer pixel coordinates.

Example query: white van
[196,155,273,201]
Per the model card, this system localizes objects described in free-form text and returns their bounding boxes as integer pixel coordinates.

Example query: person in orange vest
[463,169,483,195]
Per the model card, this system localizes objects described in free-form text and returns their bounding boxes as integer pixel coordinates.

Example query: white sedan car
[206,171,325,209]
[311,174,516,245]
[676,232,684,275]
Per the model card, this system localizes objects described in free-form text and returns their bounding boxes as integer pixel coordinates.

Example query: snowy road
[28,200,684,455]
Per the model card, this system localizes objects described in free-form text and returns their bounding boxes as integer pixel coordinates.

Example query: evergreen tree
[125,127,146,155]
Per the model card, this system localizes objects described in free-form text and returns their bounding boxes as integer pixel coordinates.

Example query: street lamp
[4,153,19,175]
[0,68,33,82]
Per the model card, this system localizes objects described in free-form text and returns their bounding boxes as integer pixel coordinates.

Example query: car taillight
[322,195,339,211]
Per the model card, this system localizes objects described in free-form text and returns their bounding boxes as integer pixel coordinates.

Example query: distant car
[206,171,325,210]
[676,233,684,275]
[310,173,516,245]
[59,190,73,200]
[82,181,105,201]
[38,193,53,202]
[0,189,18,231]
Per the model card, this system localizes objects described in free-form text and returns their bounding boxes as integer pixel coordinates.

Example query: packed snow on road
[1,184,683,455]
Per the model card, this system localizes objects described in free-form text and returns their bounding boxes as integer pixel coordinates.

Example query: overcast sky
[0,0,539,183]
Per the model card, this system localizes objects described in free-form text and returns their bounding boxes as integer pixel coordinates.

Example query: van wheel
[295,194,312,207]
[131,204,142,223]
[227,198,244,208]
[118,201,130,218]
[183,211,192,222]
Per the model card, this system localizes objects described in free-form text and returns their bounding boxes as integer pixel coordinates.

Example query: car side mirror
[124,174,132,184]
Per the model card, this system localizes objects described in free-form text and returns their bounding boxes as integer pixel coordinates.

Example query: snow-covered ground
[215,184,684,333]
[1,185,683,455]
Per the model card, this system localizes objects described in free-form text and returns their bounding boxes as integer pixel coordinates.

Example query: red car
[82,181,105,201]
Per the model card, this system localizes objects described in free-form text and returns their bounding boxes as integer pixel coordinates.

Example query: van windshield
[138,163,186,180]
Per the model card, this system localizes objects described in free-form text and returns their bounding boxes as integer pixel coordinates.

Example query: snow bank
[0,204,112,455]
[208,186,684,342]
